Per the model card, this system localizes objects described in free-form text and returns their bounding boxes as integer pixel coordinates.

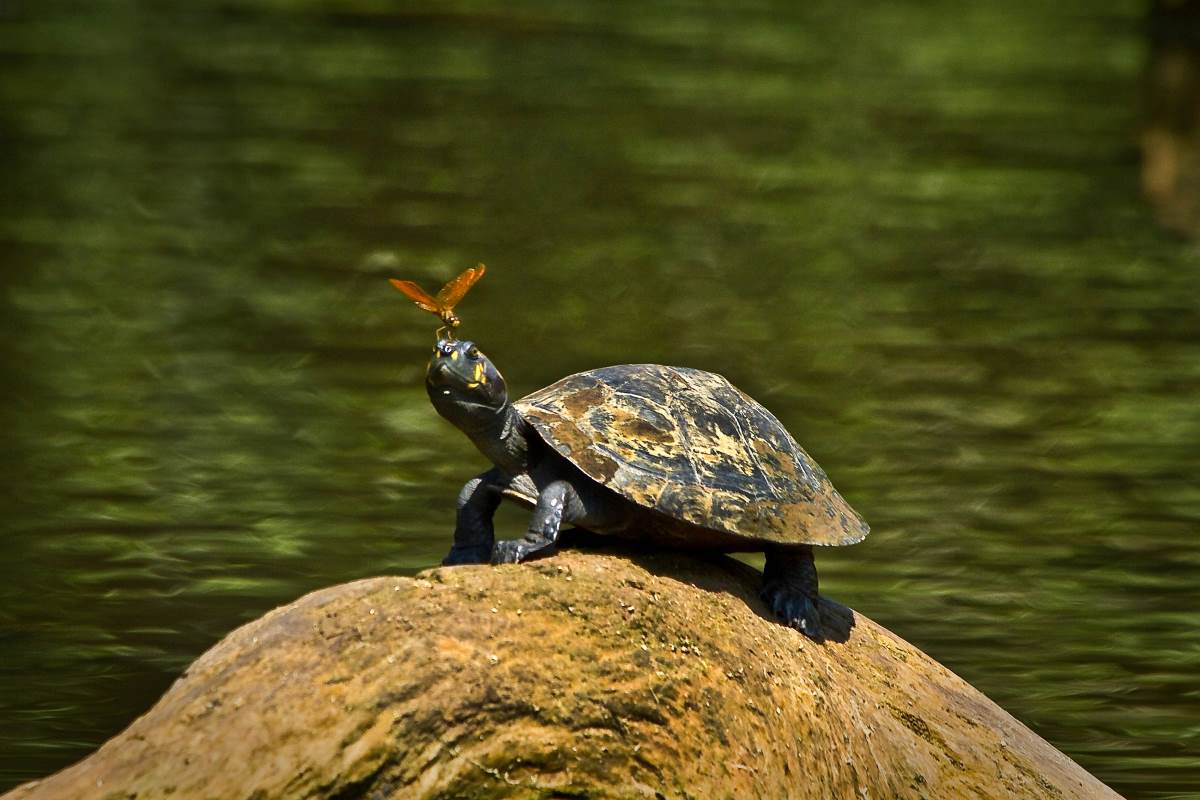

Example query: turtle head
[426,339,509,428]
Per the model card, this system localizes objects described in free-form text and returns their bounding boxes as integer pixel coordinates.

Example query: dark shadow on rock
[554,528,855,643]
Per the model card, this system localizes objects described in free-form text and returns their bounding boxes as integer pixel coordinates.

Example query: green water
[1,2,1197,797]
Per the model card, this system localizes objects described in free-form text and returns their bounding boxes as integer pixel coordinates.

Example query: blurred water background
[1,1,1198,797]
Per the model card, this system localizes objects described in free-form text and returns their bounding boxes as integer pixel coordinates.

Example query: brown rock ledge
[4,550,1122,799]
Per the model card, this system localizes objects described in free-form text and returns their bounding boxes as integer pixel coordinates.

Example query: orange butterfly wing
[435,264,486,308]
[389,279,441,312]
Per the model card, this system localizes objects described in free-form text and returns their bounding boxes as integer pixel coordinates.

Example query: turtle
[425,337,869,639]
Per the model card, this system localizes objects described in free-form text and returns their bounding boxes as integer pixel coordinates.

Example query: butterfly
[389,264,486,337]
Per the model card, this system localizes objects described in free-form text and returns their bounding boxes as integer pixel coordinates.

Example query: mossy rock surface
[4,550,1122,799]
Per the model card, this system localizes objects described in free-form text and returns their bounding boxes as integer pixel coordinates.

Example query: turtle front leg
[761,545,822,640]
[443,468,504,565]
[492,479,576,564]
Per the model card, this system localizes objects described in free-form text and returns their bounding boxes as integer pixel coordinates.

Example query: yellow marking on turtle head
[450,350,459,361]
[473,362,484,383]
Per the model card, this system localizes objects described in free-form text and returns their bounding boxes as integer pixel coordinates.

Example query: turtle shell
[514,364,869,546]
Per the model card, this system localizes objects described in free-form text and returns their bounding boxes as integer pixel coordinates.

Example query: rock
[4,549,1121,800]
[1143,0,1200,235]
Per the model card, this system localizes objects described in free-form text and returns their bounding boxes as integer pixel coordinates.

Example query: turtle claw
[491,538,558,565]
[760,582,822,641]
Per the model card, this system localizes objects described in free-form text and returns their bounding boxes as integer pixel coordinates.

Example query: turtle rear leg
[761,545,822,640]
[492,479,577,564]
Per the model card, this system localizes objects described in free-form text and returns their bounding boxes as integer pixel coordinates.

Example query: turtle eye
[467,345,480,359]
